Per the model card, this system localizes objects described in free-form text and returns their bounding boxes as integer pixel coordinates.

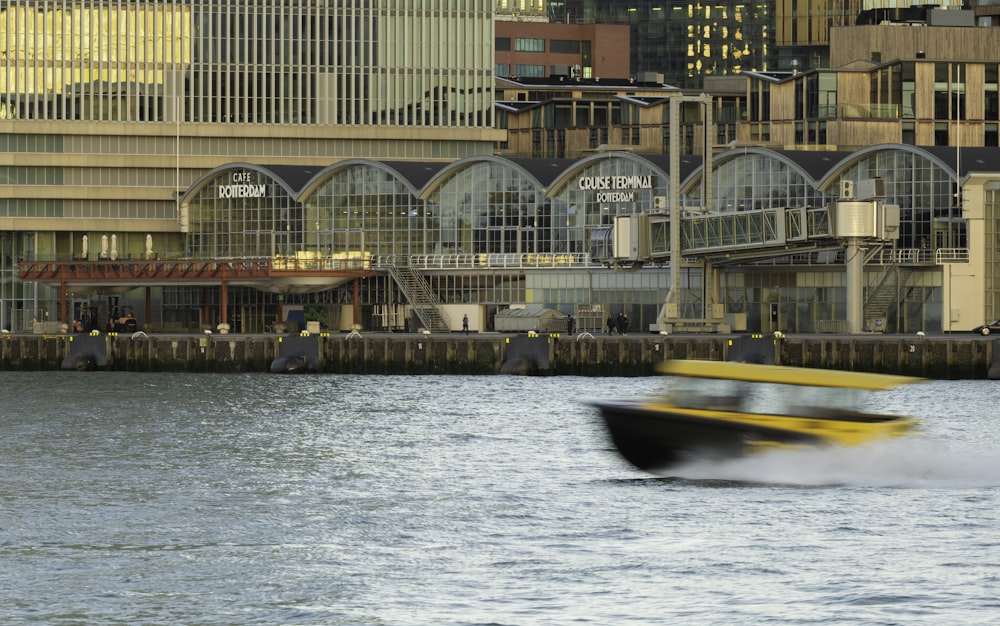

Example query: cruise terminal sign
[218,171,267,198]
[578,175,653,203]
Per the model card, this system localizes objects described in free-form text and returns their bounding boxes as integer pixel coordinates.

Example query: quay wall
[1,332,998,379]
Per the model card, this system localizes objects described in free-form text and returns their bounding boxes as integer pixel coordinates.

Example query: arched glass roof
[685,148,844,211]
[822,144,959,249]
[179,145,1000,259]
[423,157,549,256]
[183,164,302,258]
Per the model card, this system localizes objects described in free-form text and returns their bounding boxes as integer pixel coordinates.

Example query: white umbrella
[100,235,108,258]
[145,234,153,258]
[81,235,88,258]
[110,234,118,260]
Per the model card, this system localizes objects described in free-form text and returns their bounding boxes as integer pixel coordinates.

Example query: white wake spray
[666,437,1000,488]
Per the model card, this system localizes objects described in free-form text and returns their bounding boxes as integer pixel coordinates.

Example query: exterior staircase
[386,263,451,333]
[864,263,913,322]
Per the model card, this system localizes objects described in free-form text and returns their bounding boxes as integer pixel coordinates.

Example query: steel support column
[220,264,228,328]
[60,266,67,323]
[846,237,863,334]
[353,279,360,327]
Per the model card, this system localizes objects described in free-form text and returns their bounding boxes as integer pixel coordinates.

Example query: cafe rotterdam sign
[218,171,268,198]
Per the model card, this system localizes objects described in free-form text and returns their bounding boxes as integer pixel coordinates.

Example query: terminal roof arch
[682,147,849,197]
[681,148,845,211]
[295,159,449,201]
[180,162,320,205]
[813,144,999,190]
[418,155,573,200]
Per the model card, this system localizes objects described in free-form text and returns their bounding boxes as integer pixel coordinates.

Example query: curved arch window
[707,154,830,212]
[428,162,545,255]
[186,171,299,258]
[309,166,422,257]
[838,149,955,249]
[550,157,668,254]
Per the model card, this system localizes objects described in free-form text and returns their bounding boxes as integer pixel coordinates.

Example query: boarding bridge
[603,205,836,265]
[601,199,915,334]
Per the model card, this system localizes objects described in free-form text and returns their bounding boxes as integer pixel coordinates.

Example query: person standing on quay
[462,314,469,334]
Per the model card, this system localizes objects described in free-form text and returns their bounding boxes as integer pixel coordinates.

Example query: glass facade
[837,147,957,251]
[549,154,671,247]
[169,155,669,267]
[10,138,970,334]
[172,147,962,334]
[0,0,494,128]
[185,167,299,259]
[558,0,774,88]
[0,0,498,332]
[700,150,835,212]
[182,154,682,331]
[427,160,548,256]
[309,163,425,259]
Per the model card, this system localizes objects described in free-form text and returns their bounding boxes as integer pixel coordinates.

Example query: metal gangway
[599,205,836,265]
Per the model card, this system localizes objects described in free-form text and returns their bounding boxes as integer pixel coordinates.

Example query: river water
[1,372,998,625]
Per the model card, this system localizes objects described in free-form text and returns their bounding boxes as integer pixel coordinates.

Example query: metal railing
[935,248,970,264]
[372,252,596,271]
[866,248,937,265]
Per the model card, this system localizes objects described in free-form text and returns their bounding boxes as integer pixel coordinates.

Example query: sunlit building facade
[0,0,500,331]
[169,144,988,336]
[495,75,747,159]
[8,2,1000,337]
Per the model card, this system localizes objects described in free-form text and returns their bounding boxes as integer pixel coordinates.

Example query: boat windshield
[666,377,867,416]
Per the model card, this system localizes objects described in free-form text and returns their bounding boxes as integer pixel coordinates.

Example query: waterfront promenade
[1,330,996,379]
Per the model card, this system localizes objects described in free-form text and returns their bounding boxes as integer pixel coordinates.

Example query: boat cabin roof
[657,360,923,391]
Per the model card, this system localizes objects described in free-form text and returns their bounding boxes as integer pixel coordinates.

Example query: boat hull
[595,401,830,472]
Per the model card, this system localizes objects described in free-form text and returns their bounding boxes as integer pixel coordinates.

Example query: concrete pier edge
[1,332,994,379]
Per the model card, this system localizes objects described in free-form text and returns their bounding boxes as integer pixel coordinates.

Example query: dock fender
[60,353,96,371]
[727,334,776,364]
[500,357,539,376]
[501,334,550,374]
[989,339,1000,380]
[270,354,313,374]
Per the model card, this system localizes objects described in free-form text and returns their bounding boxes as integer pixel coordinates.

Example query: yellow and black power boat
[593,359,923,472]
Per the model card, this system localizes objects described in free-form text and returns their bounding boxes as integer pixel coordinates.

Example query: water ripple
[1,373,998,624]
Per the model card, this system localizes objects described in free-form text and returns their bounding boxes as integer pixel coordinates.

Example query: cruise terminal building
[22,144,995,336]
[2,1,997,336]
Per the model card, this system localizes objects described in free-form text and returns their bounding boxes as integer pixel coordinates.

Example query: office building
[0,0,500,332]
[8,1,1000,337]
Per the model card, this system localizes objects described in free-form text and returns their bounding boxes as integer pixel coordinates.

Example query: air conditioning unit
[652,196,667,210]
[856,177,885,201]
[840,180,854,200]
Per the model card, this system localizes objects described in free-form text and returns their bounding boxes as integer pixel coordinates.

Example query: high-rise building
[0,0,500,331]
[535,1,876,88]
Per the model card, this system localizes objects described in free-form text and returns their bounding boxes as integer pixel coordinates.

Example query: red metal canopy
[19,258,371,327]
